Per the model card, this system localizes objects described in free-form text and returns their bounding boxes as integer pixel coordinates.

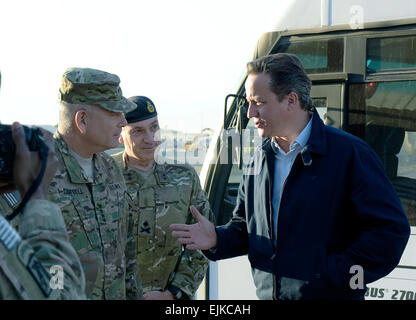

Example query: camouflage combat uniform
[47,133,142,300]
[0,199,86,299]
[113,151,215,299]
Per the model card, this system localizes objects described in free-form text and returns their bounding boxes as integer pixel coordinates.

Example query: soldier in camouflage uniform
[0,71,85,299]
[47,68,143,300]
[0,197,86,300]
[112,96,215,300]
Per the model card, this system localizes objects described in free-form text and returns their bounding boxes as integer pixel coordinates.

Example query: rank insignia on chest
[139,220,152,236]
[108,183,122,191]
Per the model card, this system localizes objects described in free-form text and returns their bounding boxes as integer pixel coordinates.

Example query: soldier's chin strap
[6,142,49,221]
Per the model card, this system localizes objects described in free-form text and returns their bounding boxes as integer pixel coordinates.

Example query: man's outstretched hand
[170,205,217,250]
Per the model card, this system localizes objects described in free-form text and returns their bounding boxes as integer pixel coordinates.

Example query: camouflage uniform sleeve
[124,192,144,300]
[18,199,86,300]
[169,168,216,299]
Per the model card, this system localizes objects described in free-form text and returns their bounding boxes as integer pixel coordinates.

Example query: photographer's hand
[11,122,58,199]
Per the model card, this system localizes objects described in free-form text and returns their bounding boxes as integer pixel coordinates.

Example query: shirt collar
[294,115,313,148]
[271,116,313,153]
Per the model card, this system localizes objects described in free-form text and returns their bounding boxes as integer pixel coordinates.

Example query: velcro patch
[0,214,21,251]
[2,191,20,209]
[27,254,52,297]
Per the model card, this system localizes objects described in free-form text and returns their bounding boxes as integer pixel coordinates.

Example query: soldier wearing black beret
[112,95,215,300]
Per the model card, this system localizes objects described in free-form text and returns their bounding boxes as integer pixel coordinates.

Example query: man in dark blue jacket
[170,53,411,300]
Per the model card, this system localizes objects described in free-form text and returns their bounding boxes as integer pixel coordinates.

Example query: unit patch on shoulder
[27,254,53,297]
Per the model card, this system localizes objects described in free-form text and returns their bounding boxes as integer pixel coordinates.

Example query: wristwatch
[167,285,188,300]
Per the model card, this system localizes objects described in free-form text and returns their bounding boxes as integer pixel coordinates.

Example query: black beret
[125,96,158,123]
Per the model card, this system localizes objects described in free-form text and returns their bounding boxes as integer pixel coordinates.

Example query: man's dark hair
[246,53,312,111]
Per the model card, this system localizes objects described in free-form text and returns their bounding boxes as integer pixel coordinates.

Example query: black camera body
[0,124,46,182]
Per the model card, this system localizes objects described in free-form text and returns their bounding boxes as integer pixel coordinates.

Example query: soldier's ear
[119,134,124,144]
[74,110,88,134]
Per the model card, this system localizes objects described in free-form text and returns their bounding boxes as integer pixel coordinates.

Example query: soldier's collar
[123,153,156,184]
[54,132,90,184]
[122,152,129,170]
[123,153,169,185]
[53,132,109,185]
[125,153,155,172]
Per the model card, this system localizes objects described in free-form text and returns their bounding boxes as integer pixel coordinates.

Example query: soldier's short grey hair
[58,101,92,134]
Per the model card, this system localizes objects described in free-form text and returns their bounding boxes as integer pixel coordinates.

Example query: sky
[0,0,292,133]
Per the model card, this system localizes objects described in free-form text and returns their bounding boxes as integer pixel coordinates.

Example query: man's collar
[121,151,160,185]
[54,132,90,184]
[294,115,313,148]
[271,114,313,154]
[124,152,155,173]
[264,107,327,157]
[307,108,327,156]
[54,132,115,185]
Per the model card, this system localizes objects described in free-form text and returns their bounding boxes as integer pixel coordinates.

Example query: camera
[0,124,46,182]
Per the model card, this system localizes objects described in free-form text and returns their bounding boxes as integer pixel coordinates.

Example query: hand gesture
[170,205,217,250]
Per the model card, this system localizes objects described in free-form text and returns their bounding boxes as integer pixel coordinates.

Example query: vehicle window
[348,81,416,226]
[367,36,416,72]
[274,38,344,74]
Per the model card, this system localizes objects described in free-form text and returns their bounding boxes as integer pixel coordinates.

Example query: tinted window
[274,38,344,73]
[367,36,416,72]
[348,81,416,226]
